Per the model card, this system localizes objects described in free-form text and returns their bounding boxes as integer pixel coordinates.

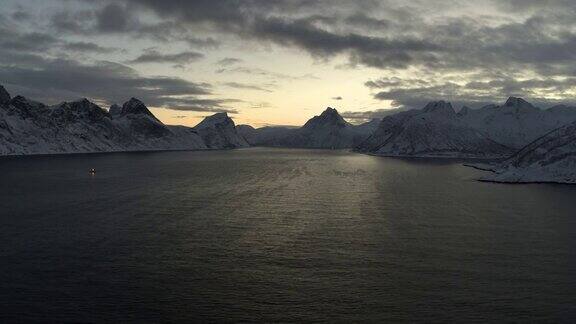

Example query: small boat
[89,168,96,174]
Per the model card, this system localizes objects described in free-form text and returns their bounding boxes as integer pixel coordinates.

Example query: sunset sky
[2,0,576,127]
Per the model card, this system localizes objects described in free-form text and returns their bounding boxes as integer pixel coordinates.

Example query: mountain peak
[209,112,229,119]
[0,85,11,104]
[320,107,338,115]
[121,98,159,120]
[505,96,532,107]
[500,97,537,113]
[303,107,349,129]
[422,101,454,114]
[195,112,234,129]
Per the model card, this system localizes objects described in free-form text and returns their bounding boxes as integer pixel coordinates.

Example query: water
[1,148,575,322]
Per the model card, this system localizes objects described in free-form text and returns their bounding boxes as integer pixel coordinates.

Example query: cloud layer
[2,0,576,117]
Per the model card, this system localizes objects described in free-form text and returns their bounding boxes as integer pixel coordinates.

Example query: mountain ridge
[0,85,247,155]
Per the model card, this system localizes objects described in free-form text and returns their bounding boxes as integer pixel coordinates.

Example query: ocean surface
[1,148,575,322]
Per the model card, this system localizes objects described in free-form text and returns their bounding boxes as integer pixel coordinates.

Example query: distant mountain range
[3,83,576,183]
[237,107,379,149]
[0,85,247,155]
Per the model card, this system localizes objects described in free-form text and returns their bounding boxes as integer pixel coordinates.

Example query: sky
[2,0,576,127]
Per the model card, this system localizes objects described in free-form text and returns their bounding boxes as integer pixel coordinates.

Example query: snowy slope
[0,85,252,156]
[356,101,514,158]
[193,112,249,149]
[460,97,576,149]
[480,121,576,183]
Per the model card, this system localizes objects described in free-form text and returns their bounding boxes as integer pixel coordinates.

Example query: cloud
[249,101,273,109]
[96,3,134,33]
[340,107,409,121]
[344,13,390,30]
[332,96,343,100]
[221,82,273,92]
[9,0,576,107]
[62,41,119,53]
[185,36,220,49]
[216,66,318,81]
[129,50,205,66]
[366,75,576,109]
[0,29,58,52]
[217,57,243,66]
[0,57,238,113]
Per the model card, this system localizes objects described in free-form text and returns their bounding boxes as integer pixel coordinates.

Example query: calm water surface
[1,148,575,322]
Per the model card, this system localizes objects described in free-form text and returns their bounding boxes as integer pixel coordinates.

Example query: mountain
[355,118,381,134]
[460,97,576,149]
[356,101,514,159]
[236,124,258,145]
[357,98,576,159]
[193,112,249,149]
[251,107,373,148]
[0,85,247,156]
[481,120,576,183]
[0,85,10,104]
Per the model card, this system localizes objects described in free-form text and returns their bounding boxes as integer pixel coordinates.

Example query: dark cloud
[96,3,133,32]
[50,10,94,34]
[185,36,220,49]
[162,97,240,113]
[0,26,118,56]
[0,57,236,113]
[129,50,205,66]
[11,9,32,21]
[344,13,390,30]
[0,29,58,52]
[248,16,439,69]
[367,75,576,109]
[62,41,119,53]
[63,0,437,69]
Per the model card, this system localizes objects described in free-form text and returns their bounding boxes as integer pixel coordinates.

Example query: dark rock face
[121,98,160,121]
[109,104,122,116]
[115,98,171,139]
[0,85,10,105]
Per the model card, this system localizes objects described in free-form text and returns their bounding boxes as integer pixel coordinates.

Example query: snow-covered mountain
[0,85,247,155]
[459,97,576,149]
[246,107,377,148]
[236,124,258,145]
[193,112,249,149]
[357,98,576,159]
[356,101,514,158]
[479,121,576,183]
